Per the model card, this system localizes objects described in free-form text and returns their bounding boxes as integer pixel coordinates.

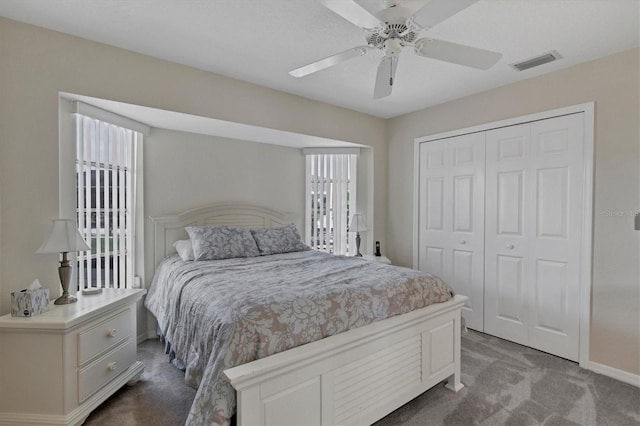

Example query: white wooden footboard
[224,294,467,426]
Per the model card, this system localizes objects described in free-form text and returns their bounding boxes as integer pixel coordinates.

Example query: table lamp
[36,219,91,305]
[349,213,368,257]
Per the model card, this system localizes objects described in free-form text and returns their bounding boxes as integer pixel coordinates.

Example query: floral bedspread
[145,250,453,426]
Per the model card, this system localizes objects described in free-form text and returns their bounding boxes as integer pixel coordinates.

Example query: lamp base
[55,255,77,305]
[355,232,363,257]
[54,293,77,305]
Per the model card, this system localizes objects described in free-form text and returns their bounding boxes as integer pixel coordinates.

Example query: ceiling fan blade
[411,0,478,30]
[373,55,398,99]
[289,46,373,78]
[415,38,502,70]
[318,0,384,30]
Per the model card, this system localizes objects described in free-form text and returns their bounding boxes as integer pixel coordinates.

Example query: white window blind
[75,113,141,289]
[305,152,357,255]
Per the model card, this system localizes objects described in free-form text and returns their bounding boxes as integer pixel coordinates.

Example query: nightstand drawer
[78,338,136,402]
[78,308,132,364]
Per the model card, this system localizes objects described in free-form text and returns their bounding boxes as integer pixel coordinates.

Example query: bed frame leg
[444,312,464,393]
[445,374,464,392]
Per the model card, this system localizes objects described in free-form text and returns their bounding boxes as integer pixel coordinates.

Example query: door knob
[506,244,515,250]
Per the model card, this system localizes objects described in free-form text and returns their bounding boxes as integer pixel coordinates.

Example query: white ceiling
[1,0,638,119]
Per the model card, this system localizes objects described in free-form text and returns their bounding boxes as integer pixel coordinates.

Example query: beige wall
[387,48,640,375]
[0,18,387,315]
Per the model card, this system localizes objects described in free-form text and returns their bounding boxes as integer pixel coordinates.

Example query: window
[304,150,358,255]
[74,107,143,289]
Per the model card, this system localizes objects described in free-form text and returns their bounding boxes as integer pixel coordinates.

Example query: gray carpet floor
[84,330,640,425]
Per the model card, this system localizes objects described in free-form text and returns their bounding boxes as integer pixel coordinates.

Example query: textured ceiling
[1,0,638,118]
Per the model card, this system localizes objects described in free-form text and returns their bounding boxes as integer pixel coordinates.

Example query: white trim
[412,102,595,370]
[303,147,361,155]
[414,103,595,144]
[579,102,595,368]
[412,139,421,269]
[363,147,375,257]
[584,360,640,388]
[137,330,151,345]
[305,155,312,246]
[74,101,151,135]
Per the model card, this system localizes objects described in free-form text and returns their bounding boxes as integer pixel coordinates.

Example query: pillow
[186,225,260,260]
[173,239,194,261]
[251,223,309,256]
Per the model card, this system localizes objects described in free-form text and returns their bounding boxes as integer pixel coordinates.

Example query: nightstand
[362,254,392,265]
[0,288,146,426]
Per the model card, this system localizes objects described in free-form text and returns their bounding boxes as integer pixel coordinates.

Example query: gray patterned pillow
[186,225,260,260]
[251,223,309,256]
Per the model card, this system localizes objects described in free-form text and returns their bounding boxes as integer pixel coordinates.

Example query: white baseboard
[137,330,150,344]
[585,360,640,387]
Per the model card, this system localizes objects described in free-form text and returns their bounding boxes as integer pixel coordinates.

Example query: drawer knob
[107,329,117,337]
[459,240,467,245]
[107,361,118,371]
[506,244,515,250]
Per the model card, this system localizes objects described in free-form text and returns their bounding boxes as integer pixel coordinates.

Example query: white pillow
[173,239,194,261]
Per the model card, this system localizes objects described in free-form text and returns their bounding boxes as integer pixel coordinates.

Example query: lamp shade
[349,213,368,233]
[36,219,91,254]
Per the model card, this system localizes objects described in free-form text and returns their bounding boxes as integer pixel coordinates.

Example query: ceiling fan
[289,0,502,99]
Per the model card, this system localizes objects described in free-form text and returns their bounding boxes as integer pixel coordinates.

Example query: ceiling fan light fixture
[384,38,403,58]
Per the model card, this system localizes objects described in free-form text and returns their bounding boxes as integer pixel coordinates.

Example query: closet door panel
[534,259,569,333]
[528,114,583,361]
[425,177,445,231]
[485,124,531,345]
[424,247,445,278]
[496,254,526,325]
[419,143,451,288]
[453,175,474,232]
[497,171,524,236]
[451,136,485,332]
[536,167,569,239]
[419,133,485,331]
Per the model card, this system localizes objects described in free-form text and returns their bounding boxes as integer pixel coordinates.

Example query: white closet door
[418,133,485,331]
[528,114,583,360]
[485,114,584,360]
[484,124,532,346]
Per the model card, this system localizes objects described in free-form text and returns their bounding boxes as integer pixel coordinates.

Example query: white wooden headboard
[150,202,293,269]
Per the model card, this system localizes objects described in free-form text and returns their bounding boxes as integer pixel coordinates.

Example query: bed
[147,202,467,426]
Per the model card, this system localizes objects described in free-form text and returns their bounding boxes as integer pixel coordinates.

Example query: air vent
[511,50,561,71]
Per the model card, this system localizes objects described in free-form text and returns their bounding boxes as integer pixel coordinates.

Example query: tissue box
[11,288,50,317]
